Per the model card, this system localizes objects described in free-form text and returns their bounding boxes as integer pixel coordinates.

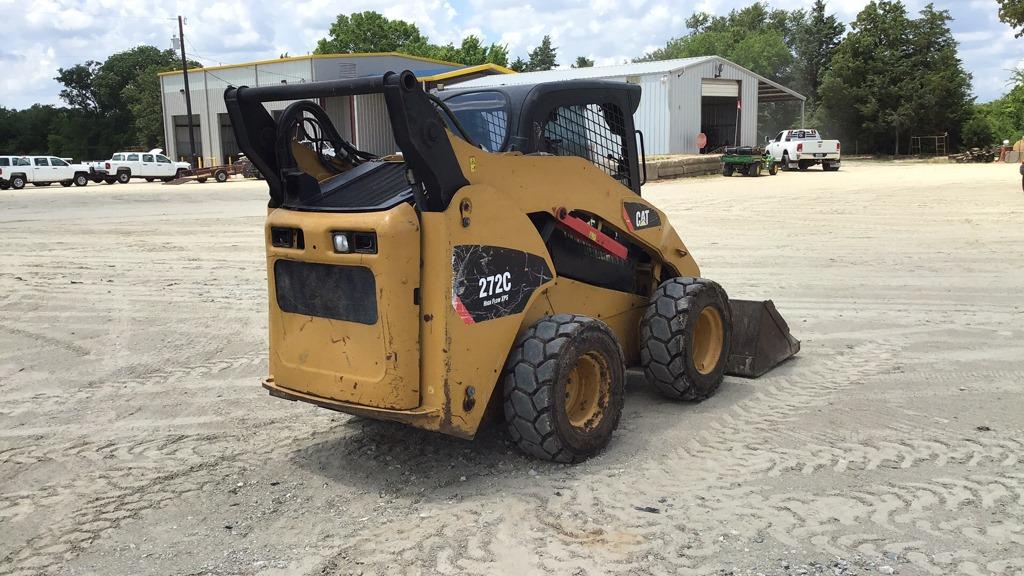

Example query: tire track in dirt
[303,338,1024,575]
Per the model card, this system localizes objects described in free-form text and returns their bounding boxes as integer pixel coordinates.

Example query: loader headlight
[332,231,377,254]
[332,232,350,253]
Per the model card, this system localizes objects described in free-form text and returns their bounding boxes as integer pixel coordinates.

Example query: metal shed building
[158,54,512,165]
[448,56,805,155]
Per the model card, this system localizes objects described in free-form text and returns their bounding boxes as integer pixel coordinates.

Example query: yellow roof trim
[418,63,516,82]
[157,52,465,77]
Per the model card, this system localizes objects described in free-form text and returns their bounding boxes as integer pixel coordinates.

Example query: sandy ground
[1,161,1022,576]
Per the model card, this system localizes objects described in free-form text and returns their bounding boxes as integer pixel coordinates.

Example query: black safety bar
[224,70,468,212]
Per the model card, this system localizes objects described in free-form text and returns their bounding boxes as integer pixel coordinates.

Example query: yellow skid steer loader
[224,71,799,462]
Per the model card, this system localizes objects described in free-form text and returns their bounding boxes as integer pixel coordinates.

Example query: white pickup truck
[90,149,191,183]
[765,129,841,171]
[0,155,95,189]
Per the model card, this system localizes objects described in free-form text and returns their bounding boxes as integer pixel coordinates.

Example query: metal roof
[451,56,716,87]
[449,55,805,103]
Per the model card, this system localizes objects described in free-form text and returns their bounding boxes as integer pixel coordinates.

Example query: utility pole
[178,15,197,167]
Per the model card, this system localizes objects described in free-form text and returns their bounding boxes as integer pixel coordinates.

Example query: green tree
[314,11,431,55]
[791,0,845,105]
[961,112,996,148]
[526,36,558,71]
[998,0,1024,37]
[509,57,528,72]
[819,1,973,154]
[431,35,509,67]
[572,56,594,68]
[54,45,196,154]
[639,3,794,83]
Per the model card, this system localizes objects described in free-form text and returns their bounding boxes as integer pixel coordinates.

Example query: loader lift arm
[224,70,467,212]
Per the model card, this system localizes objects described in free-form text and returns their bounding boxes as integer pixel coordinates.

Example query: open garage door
[700,80,740,152]
[701,79,739,98]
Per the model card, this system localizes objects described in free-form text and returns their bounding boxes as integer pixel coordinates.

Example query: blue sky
[0,0,1020,109]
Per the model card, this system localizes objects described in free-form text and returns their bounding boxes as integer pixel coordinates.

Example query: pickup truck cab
[0,155,94,189]
[765,129,841,171]
[93,149,190,183]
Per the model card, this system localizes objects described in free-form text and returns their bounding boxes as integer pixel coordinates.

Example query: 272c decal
[451,245,553,324]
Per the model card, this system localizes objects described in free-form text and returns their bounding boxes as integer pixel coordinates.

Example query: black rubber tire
[823,162,840,172]
[503,314,625,463]
[11,175,25,189]
[769,162,779,176]
[781,152,792,171]
[175,168,187,179]
[197,177,208,183]
[60,180,72,187]
[145,177,155,182]
[117,171,131,184]
[722,164,734,177]
[104,177,116,185]
[747,163,760,177]
[215,170,228,183]
[798,161,811,171]
[32,182,46,187]
[74,174,89,187]
[0,182,8,190]
[639,277,732,401]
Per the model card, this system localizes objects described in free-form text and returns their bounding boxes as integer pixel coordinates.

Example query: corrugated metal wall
[630,75,671,156]
[353,94,397,156]
[669,58,759,153]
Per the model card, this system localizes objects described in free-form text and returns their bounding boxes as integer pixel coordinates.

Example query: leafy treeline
[0,46,195,160]
[2,2,1020,158]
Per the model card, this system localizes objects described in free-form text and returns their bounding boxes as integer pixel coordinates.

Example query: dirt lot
[1,161,1022,576]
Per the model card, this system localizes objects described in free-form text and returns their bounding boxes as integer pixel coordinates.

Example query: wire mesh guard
[543,103,631,188]
[448,93,509,153]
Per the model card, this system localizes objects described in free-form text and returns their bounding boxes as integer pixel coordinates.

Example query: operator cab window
[0,158,8,167]
[50,158,68,166]
[156,155,171,163]
[113,154,124,161]
[127,153,139,161]
[15,157,30,166]
[142,154,154,162]
[34,158,48,166]
[542,103,632,189]
[440,91,510,152]
[775,132,784,142]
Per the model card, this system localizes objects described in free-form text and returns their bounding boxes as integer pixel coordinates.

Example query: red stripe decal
[622,206,635,232]
[453,296,476,324]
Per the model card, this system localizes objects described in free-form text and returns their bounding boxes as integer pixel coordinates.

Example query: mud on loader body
[225,71,799,462]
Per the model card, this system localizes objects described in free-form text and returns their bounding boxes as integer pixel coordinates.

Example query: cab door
[49,157,73,181]
[140,154,155,176]
[155,154,175,177]
[32,157,50,182]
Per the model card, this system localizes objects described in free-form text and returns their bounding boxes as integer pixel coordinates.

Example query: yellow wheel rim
[692,306,724,375]
[564,352,609,431]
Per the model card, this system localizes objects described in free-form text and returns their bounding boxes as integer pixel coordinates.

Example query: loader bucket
[725,299,800,378]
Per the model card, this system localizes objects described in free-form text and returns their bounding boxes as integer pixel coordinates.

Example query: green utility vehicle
[721,146,778,177]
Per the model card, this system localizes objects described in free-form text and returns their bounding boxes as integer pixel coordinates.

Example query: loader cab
[437,81,645,195]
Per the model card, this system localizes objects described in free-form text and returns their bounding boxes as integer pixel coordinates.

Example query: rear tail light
[836,142,841,151]
[105,162,110,170]
[797,143,803,153]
